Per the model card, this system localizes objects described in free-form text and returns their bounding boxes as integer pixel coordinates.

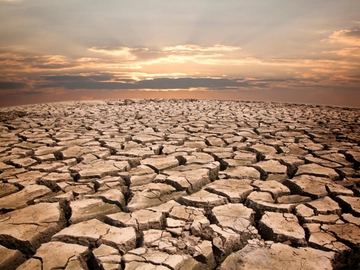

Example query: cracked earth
[0,99,359,270]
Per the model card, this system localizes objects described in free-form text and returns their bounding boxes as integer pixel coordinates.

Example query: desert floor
[0,99,359,269]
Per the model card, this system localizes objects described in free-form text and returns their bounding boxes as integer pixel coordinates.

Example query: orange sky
[1,1,360,107]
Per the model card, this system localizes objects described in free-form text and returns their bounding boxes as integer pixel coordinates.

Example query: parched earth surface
[0,99,359,270]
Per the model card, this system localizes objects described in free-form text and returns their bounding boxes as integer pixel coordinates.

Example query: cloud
[321,27,360,61]
[2,40,358,86]
[0,53,76,72]
[328,28,360,46]
[42,75,114,82]
[88,46,138,60]
[162,44,241,53]
[87,44,242,65]
[344,29,360,38]
[327,47,360,57]
[35,75,303,92]
[1,41,359,96]
[0,81,27,90]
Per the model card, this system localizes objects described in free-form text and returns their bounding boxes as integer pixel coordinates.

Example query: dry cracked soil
[0,99,359,270]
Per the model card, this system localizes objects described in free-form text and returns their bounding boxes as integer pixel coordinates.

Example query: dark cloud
[136,78,250,89]
[32,63,77,69]
[38,81,121,90]
[344,29,360,38]
[0,81,27,90]
[37,76,268,90]
[347,74,360,79]
[42,75,114,82]
[254,78,289,82]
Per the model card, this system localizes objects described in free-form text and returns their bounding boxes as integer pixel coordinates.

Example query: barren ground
[0,99,359,270]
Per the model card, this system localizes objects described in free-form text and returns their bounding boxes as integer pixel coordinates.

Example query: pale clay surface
[0,99,359,269]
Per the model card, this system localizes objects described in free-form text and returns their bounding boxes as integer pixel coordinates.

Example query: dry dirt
[0,99,359,270]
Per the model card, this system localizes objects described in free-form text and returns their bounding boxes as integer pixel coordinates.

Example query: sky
[1,0,360,107]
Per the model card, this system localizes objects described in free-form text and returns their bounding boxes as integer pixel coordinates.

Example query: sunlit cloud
[1,41,359,84]
[328,29,360,46]
[1,42,359,97]
[85,44,243,68]
[88,46,138,60]
[162,44,241,53]
[321,27,360,60]
[328,47,360,57]
[0,52,76,72]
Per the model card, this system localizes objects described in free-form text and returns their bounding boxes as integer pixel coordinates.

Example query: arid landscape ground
[0,99,359,270]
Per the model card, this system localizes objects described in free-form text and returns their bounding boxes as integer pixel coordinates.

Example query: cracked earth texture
[0,99,359,270]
